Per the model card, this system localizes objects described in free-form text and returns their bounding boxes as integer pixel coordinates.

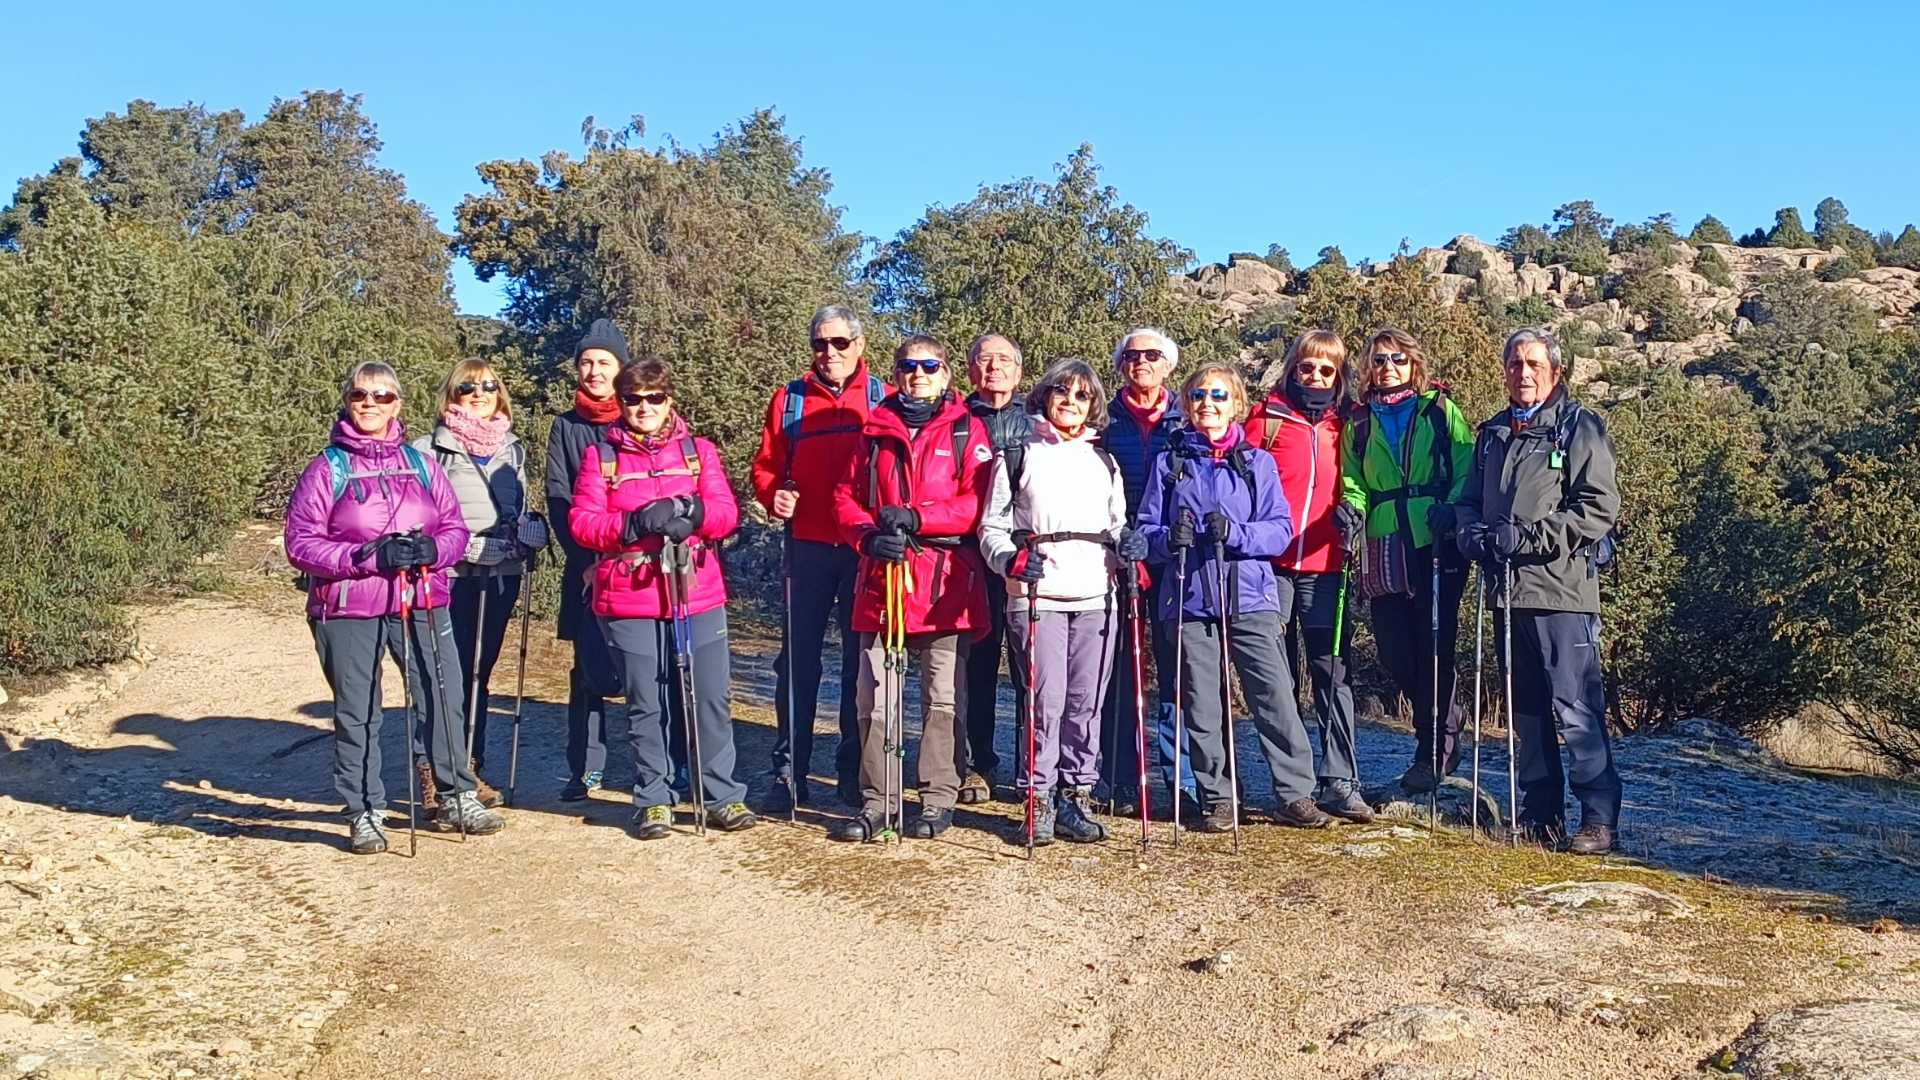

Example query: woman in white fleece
[980,359,1149,845]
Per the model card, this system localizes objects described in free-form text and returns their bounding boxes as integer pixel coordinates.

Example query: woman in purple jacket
[1138,363,1331,834]
[284,362,505,855]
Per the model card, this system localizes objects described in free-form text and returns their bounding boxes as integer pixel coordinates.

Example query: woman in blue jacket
[1139,363,1331,833]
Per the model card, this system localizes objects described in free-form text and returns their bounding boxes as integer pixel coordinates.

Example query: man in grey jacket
[1455,327,1623,855]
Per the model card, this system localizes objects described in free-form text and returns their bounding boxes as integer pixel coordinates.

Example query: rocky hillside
[1177,237,1920,394]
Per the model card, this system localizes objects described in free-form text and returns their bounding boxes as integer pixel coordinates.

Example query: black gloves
[1004,549,1045,584]
[1169,511,1197,551]
[1487,519,1526,560]
[1010,528,1034,552]
[411,535,438,569]
[660,515,696,544]
[1116,527,1148,562]
[1426,502,1457,538]
[877,505,920,536]
[371,532,416,572]
[624,496,702,545]
[1202,511,1232,547]
[637,497,684,535]
[1456,522,1489,561]
[862,529,909,562]
[1333,503,1365,545]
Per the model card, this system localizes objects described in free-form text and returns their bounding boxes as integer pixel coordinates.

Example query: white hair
[341,361,401,408]
[1110,328,1180,377]
[810,304,864,340]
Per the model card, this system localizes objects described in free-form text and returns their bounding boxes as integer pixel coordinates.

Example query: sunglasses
[347,388,399,405]
[896,359,944,375]
[620,391,670,406]
[1189,388,1231,403]
[455,379,500,396]
[1120,348,1166,364]
[1372,352,1410,366]
[811,336,857,354]
[1295,362,1340,379]
[1047,385,1094,403]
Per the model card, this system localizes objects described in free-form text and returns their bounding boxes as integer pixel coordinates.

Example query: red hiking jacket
[571,418,738,620]
[750,364,894,546]
[1245,392,1348,574]
[833,395,993,637]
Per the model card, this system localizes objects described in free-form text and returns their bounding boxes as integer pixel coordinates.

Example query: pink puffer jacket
[570,417,738,620]
[284,419,469,620]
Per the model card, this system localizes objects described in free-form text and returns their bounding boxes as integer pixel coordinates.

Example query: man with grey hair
[958,333,1028,803]
[1455,326,1623,854]
[750,304,893,811]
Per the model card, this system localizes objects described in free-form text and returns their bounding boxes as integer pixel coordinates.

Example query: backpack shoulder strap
[950,415,971,481]
[1161,445,1191,527]
[680,435,702,478]
[323,446,350,501]
[400,444,433,492]
[867,373,885,410]
[781,378,808,451]
[599,439,620,481]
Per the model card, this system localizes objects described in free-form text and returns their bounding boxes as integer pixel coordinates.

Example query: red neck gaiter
[574,388,621,425]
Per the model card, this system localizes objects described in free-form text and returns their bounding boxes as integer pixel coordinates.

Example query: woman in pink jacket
[570,359,756,839]
[284,362,503,855]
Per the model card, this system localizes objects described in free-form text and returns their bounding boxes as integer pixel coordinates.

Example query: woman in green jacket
[1338,328,1475,793]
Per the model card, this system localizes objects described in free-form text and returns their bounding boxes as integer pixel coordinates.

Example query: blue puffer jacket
[1139,424,1294,620]
[1100,391,1185,525]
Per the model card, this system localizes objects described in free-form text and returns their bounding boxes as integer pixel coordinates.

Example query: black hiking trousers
[1369,544,1467,774]
[770,538,862,791]
[1495,608,1622,831]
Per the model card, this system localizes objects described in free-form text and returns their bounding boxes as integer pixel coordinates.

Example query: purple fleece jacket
[284,418,469,620]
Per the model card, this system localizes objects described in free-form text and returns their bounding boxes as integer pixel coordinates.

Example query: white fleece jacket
[979,416,1128,613]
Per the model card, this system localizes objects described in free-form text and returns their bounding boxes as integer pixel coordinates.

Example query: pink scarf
[443,405,510,459]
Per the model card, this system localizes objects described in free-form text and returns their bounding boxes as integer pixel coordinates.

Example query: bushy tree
[1693,244,1734,288]
[1813,197,1876,266]
[1619,266,1701,341]
[1874,224,1920,269]
[1498,223,1552,264]
[1766,207,1814,248]
[1690,215,1734,245]
[458,111,862,478]
[866,144,1228,387]
[1446,248,1488,278]
[1262,244,1295,276]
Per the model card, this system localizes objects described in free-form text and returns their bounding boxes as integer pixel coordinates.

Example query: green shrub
[1620,268,1702,341]
[1690,215,1734,245]
[1505,295,1555,326]
[1446,249,1488,278]
[1817,254,1863,281]
[1693,245,1734,288]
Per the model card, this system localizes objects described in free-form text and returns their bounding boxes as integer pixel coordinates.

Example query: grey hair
[966,332,1023,368]
[341,361,401,407]
[1024,358,1111,430]
[1110,327,1180,377]
[1503,326,1564,372]
[810,304,864,340]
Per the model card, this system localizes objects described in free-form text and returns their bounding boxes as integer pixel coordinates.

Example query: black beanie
[575,318,630,364]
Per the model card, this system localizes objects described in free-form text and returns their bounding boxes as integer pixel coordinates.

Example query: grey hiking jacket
[1453,388,1620,614]
[414,424,531,579]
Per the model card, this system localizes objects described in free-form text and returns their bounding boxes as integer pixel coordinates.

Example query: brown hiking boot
[417,761,439,812]
[958,772,991,805]
[471,760,503,808]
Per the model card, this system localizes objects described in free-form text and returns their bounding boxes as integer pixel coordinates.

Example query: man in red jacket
[750,305,892,811]
[829,335,993,842]
[1245,330,1372,823]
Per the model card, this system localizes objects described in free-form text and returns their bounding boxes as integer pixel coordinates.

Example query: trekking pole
[1429,551,1442,839]
[397,569,420,857]
[779,504,799,821]
[1023,537,1040,860]
[883,558,912,843]
[464,577,487,784]
[416,561,467,841]
[1128,560,1150,854]
[1171,527,1190,849]
[1502,558,1517,847]
[1470,563,1484,834]
[665,540,706,836]
[1212,532,1240,854]
[506,548,534,808]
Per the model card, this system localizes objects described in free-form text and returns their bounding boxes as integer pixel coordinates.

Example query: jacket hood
[330,416,407,456]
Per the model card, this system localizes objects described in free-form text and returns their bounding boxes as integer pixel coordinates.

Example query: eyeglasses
[973,353,1019,368]
[455,379,500,396]
[1189,388,1231,403]
[1047,385,1094,403]
[811,336,857,354]
[619,391,670,406]
[895,359,944,375]
[348,388,399,405]
[1121,348,1166,364]
[1295,363,1339,379]
[1372,352,1410,366]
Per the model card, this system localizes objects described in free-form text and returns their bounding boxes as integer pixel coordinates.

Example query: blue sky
[6,1,1917,314]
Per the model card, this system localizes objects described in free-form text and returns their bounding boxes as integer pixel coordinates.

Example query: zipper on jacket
[1293,413,1317,566]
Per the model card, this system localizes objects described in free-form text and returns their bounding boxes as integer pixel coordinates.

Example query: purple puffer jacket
[1139,423,1295,620]
[284,419,469,620]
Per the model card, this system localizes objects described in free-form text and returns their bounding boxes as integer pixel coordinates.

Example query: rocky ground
[3,534,1919,1079]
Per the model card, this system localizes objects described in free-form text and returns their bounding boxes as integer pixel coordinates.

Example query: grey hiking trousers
[854,631,968,813]
[602,611,746,811]
[310,610,476,817]
[1169,609,1317,809]
[1008,606,1117,794]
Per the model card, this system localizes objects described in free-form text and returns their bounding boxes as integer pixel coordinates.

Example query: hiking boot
[761,776,807,815]
[905,804,953,839]
[1564,822,1618,855]
[958,771,992,805]
[830,809,887,843]
[1397,761,1439,794]
[1315,779,1375,824]
[560,770,602,802]
[1022,796,1056,847]
[1273,796,1333,830]
[633,804,672,841]
[434,790,505,836]
[471,761,503,808]
[417,762,439,811]
[1197,801,1239,833]
[347,811,388,855]
[1054,787,1108,844]
[708,802,759,832]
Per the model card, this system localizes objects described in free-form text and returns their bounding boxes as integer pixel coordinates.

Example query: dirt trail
[4,583,1920,1080]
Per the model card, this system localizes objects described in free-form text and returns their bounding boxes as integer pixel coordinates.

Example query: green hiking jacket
[1340,389,1475,550]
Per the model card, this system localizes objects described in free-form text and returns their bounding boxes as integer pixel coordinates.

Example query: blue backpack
[323,444,434,503]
